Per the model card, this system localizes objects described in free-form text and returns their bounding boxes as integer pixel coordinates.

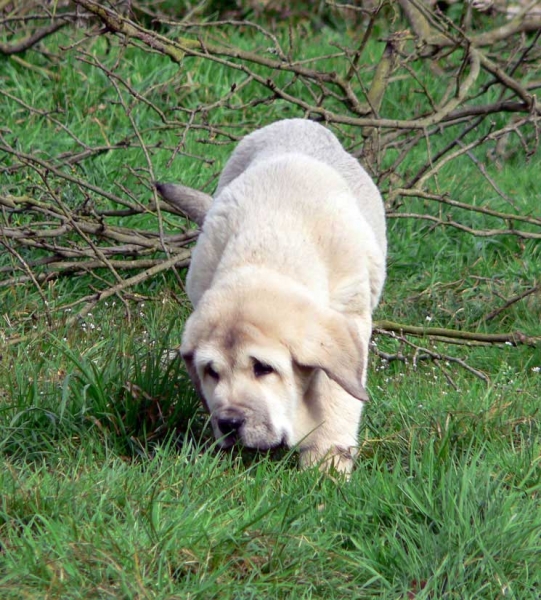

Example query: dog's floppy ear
[180,349,208,411]
[287,309,369,402]
[180,315,207,409]
[155,182,213,227]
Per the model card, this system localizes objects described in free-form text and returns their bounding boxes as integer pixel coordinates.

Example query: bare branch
[0,19,70,55]
[2,0,539,360]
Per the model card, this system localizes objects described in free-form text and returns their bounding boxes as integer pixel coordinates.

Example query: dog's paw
[299,445,355,477]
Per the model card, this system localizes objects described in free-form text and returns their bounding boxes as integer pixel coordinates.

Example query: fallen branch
[373,320,540,348]
[372,332,490,382]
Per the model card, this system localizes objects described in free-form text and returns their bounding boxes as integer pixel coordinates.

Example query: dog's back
[216,119,386,257]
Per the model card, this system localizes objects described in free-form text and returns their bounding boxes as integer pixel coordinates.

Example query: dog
[156,119,386,473]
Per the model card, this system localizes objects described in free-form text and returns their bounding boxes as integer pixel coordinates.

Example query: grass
[1,11,541,600]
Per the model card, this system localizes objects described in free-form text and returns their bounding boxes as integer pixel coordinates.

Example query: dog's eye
[205,363,220,380]
[253,360,275,378]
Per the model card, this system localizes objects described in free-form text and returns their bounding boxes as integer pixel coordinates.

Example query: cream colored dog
[157,119,386,473]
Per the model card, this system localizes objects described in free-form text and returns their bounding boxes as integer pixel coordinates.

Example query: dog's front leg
[296,313,372,474]
[297,373,364,474]
[298,443,357,474]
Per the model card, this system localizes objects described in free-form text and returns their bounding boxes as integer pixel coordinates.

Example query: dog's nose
[217,416,245,436]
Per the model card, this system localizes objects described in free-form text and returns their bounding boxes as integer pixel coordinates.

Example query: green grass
[1,11,540,599]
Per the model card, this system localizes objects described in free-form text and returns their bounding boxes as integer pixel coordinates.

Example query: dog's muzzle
[215,408,246,445]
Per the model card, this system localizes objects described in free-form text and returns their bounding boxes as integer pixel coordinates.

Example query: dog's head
[180,282,368,450]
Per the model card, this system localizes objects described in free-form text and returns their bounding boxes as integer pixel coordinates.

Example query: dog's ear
[180,316,208,409]
[180,349,208,410]
[155,182,213,227]
[287,309,369,402]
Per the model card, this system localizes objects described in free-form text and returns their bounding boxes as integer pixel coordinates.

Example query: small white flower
[426,315,433,322]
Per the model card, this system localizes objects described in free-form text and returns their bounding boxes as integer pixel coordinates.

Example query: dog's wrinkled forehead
[221,324,245,351]
[212,319,265,349]
[194,318,289,371]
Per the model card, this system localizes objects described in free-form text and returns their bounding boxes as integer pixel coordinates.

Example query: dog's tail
[154,182,213,227]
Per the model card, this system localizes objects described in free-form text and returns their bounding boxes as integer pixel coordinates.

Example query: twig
[65,249,191,324]
[387,212,541,240]
[479,284,540,324]
[0,240,53,327]
[0,20,70,55]
[390,189,541,227]
[0,142,142,211]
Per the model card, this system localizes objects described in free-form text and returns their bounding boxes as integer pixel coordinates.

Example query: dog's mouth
[216,426,286,451]
[218,431,240,449]
[219,433,287,451]
[213,410,287,450]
